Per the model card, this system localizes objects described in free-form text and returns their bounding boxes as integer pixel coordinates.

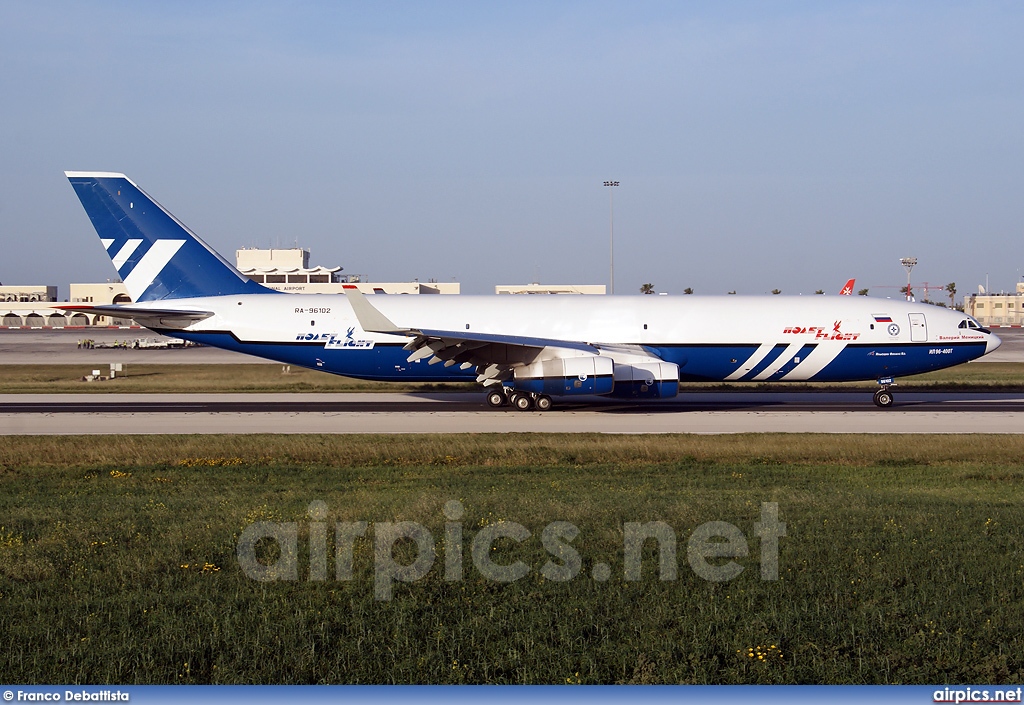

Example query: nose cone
[986,332,1002,355]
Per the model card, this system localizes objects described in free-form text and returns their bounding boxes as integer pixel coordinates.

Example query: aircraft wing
[343,287,602,385]
[55,304,213,329]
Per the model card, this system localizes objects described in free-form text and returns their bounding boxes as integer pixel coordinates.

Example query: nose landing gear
[873,377,896,408]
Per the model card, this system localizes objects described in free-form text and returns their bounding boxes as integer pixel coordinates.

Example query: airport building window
[309,275,329,283]
[994,303,1003,309]
[265,275,286,283]
[288,275,308,283]
[248,275,265,283]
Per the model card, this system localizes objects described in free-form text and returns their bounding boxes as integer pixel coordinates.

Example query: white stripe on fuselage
[751,342,804,381]
[725,343,775,381]
[779,342,846,381]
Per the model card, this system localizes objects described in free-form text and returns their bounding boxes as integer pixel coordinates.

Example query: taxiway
[3,391,1024,434]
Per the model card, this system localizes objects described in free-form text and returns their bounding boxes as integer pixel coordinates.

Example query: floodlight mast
[900,257,917,302]
[604,181,619,294]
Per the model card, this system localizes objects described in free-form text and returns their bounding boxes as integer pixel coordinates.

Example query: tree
[727,290,736,295]
[858,288,869,296]
[814,289,825,295]
[640,283,655,295]
[946,282,957,308]
[683,287,694,295]
[771,289,782,295]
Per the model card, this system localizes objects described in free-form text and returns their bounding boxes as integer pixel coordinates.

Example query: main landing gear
[485,388,553,411]
[873,377,896,408]
[485,389,507,408]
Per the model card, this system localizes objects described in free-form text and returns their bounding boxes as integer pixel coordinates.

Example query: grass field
[2,434,1023,684]
[0,361,1023,394]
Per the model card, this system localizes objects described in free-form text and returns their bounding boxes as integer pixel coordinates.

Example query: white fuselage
[131,293,1000,385]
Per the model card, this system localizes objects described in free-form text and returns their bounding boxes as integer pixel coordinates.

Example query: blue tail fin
[65,172,276,302]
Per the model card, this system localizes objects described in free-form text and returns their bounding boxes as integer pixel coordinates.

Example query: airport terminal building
[3,282,138,327]
[495,283,606,295]
[964,282,1024,328]
[235,248,459,295]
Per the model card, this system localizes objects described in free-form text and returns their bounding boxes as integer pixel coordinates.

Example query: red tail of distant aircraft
[839,279,855,296]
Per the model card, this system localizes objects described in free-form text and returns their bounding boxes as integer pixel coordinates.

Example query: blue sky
[2,1,1022,298]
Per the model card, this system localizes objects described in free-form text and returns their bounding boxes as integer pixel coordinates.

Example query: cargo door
[909,313,927,342]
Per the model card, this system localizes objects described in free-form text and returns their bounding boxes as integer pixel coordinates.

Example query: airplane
[59,172,1001,410]
[839,278,855,295]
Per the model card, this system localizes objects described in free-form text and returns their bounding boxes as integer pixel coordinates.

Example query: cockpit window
[959,316,990,333]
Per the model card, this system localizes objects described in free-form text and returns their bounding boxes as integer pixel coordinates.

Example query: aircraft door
[909,313,927,342]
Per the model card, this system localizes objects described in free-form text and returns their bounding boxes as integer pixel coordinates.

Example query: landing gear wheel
[511,392,534,411]
[486,389,508,408]
[873,389,894,408]
[535,394,553,412]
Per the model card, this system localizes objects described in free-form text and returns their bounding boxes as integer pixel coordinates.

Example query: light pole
[900,257,917,302]
[604,181,619,294]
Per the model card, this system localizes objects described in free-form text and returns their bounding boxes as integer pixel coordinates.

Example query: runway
[4,391,1024,434]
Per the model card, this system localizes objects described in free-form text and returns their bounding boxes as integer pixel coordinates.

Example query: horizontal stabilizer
[56,304,213,330]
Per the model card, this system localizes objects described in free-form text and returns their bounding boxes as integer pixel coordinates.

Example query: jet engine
[513,355,614,396]
[609,361,679,399]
